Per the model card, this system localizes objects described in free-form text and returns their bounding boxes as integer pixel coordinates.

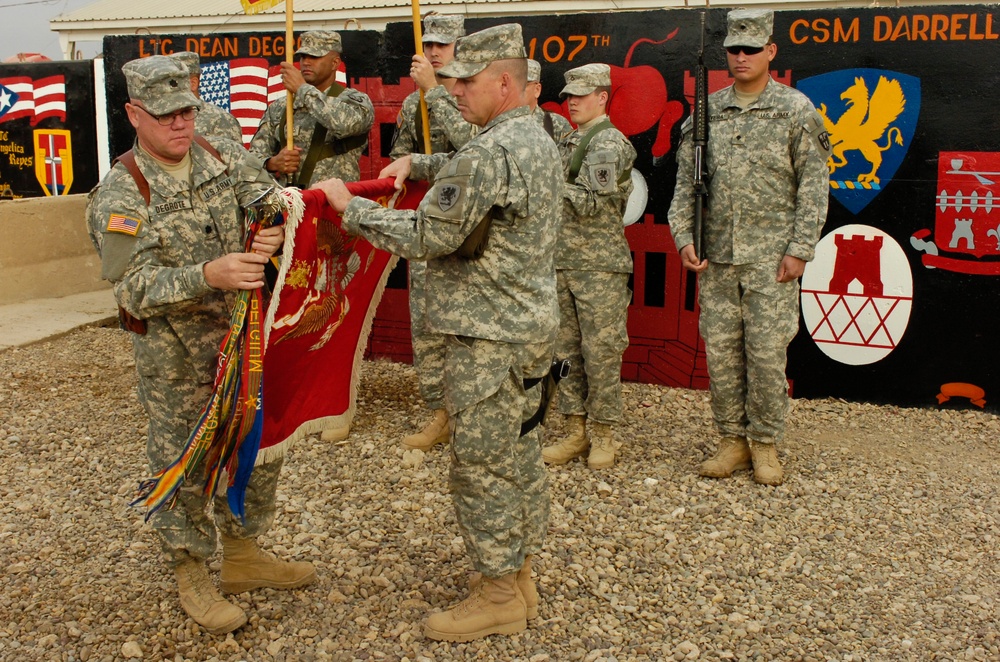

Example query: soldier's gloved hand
[266,147,302,175]
[203,252,271,291]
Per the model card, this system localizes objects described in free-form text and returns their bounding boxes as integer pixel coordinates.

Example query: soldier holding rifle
[667,9,830,485]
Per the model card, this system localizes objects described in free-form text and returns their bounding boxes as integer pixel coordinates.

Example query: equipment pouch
[455,212,493,259]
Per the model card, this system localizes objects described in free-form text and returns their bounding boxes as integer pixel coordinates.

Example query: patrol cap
[423,14,465,45]
[560,63,611,98]
[436,23,527,79]
[123,55,201,115]
[527,59,541,83]
[168,51,200,77]
[723,9,774,49]
[296,30,343,57]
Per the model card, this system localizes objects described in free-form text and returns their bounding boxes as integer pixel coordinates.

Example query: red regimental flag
[259,179,429,460]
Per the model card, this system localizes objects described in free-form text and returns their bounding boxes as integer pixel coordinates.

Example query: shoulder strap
[113,150,150,205]
[542,111,555,139]
[113,136,227,206]
[296,82,365,186]
[567,117,614,184]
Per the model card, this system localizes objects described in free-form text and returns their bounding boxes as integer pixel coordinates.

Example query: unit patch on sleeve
[106,213,142,236]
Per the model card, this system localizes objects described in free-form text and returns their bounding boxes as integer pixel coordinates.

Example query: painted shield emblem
[596,167,610,186]
[801,224,913,366]
[34,129,73,196]
[438,183,460,212]
[797,69,920,215]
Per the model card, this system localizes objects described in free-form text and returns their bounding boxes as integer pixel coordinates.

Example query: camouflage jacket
[342,105,561,344]
[668,78,830,264]
[197,101,243,144]
[532,107,573,143]
[86,137,277,382]
[250,82,374,186]
[389,86,478,159]
[557,117,636,273]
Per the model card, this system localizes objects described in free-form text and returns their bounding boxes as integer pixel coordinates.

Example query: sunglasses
[725,45,765,56]
[134,104,198,126]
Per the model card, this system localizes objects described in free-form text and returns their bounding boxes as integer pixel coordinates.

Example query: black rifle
[692,12,709,260]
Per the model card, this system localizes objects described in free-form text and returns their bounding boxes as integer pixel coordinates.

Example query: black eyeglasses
[134,104,198,126]
[725,45,765,56]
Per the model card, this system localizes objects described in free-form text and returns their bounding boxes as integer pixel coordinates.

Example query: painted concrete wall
[0,194,107,305]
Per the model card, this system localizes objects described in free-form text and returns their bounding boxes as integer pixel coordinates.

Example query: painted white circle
[800,224,913,366]
[623,169,647,226]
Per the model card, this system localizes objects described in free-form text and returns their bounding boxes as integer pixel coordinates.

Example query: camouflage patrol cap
[423,14,465,45]
[527,59,541,83]
[724,9,774,49]
[123,55,201,115]
[436,23,527,79]
[296,31,343,57]
[560,63,611,98]
[168,51,200,77]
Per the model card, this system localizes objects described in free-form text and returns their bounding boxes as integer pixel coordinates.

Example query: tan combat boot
[541,415,588,464]
[402,408,450,451]
[587,422,616,469]
[320,423,350,442]
[424,572,526,642]
[220,536,317,594]
[469,555,539,620]
[749,441,784,486]
[698,436,752,478]
[174,558,247,635]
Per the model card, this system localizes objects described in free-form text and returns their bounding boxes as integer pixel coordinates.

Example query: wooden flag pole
[411,0,432,154]
[285,0,294,149]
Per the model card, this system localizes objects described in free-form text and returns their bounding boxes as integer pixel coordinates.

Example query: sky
[1,0,102,61]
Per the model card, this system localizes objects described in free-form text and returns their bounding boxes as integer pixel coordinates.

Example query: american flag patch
[107,213,141,236]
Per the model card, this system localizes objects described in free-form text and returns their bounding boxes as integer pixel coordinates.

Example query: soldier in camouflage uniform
[251,31,374,188]
[389,14,478,452]
[86,56,315,636]
[667,10,830,486]
[525,59,573,141]
[168,51,243,143]
[315,24,561,642]
[542,63,636,470]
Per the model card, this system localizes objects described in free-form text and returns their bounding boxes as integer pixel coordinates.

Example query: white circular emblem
[623,169,647,226]
[800,224,913,366]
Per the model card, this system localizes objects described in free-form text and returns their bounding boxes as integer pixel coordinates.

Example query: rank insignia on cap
[107,213,142,236]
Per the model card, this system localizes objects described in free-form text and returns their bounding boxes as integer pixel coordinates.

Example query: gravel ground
[1,324,997,662]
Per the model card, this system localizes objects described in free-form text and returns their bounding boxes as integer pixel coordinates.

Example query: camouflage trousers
[444,336,551,577]
[698,261,799,444]
[555,269,631,424]
[138,376,283,567]
[409,260,446,410]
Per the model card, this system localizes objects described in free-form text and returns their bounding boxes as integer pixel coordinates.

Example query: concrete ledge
[0,289,117,350]
[0,194,108,305]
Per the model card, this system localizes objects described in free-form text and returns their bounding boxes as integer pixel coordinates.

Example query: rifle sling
[288,82,368,186]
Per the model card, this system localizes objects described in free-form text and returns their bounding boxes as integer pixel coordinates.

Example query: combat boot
[469,555,539,620]
[698,436,752,478]
[587,422,616,469]
[541,415,588,464]
[174,558,247,635]
[749,441,784,486]
[402,408,450,451]
[424,573,526,642]
[220,535,317,594]
[320,423,350,442]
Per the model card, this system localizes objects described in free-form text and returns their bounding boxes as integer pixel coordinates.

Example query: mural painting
[96,5,1000,411]
[0,60,97,199]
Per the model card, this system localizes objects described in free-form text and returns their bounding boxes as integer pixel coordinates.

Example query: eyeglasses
[134,104,198,126]
[725,45,765,56]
